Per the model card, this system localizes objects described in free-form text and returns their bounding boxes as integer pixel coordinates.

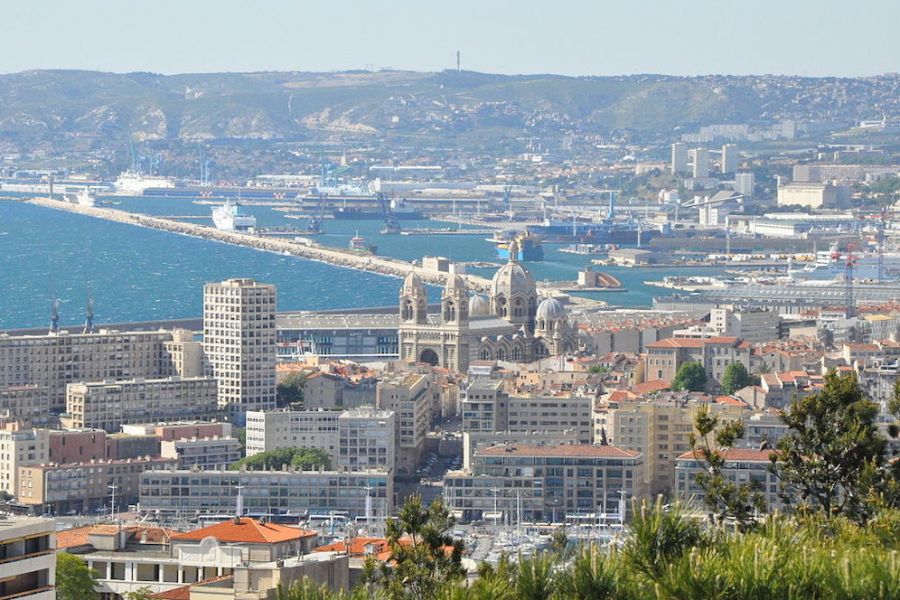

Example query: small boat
[348,231,377,254]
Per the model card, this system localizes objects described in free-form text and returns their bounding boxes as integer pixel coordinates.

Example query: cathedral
[399,240,578,372]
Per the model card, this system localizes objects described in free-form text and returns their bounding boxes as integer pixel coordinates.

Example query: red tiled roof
[631,379,671,395]
[56,525,176,550]
[314,536,390,556]
[715,395,749,407]
[170,517,316,544]
[647,338,705,349]
[477,443,640,458]
[705,336,740,345]
[676,448,776,462]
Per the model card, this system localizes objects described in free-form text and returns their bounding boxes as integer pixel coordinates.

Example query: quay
[400,228,494,236]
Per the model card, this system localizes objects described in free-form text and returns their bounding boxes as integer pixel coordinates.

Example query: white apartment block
[0,424,48,497]
[0,516,56,600]
[245,409,341,458]
[0,329,195,410]
[203,279,277,415]
[709,307,781,344]
[160,436,243,470]
[0,386,51,426]
[337,408,395,472]
[66,376,219,432]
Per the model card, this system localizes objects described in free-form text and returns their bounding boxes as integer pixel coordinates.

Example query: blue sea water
[0,198,723,330]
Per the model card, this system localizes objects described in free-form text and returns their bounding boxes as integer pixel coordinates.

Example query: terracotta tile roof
[56,525,176,550]
[647,338,705,349]
[676,448,776,462]
[314,536,391,556]
[715,395,750,407]
[477,443,640,458]
[631,379,671,395]
[170,517,316,544]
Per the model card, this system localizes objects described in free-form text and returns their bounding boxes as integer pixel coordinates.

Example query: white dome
[468,293,491,316]
[490,262,536,298]
[536,297,567,321]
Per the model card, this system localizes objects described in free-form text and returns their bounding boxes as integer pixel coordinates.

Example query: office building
[776,182,848,208]
[671,142,689,174]
[203,279,277,415]
[66,376,218,432]
[690,148,709,178]
[0,423,48,497]
[139,469,393,518]
[0,516,56,600]
[721,144,738,174]
[443,443,645,523]
[245,409,341,458]
[276,312,399,361]
[337,408,395,472]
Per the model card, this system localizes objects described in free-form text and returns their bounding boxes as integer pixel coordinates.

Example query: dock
[400,228,494,236]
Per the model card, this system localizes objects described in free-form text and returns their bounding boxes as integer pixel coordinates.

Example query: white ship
[113,171,176,196]
[309,180,373,197]
[789,243,900,281]
[211,199,256,232]
[61,187,96,207]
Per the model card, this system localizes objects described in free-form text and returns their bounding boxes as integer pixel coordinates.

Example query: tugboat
[348,231,377,254]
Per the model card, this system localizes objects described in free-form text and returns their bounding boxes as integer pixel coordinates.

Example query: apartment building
[645,336,751,390]
[245,409,341,458]
[160,436,242,470]
[203,278,277,415]
[444,443,645,523]
[139,469,393,518]
[709,307,781,344]
[337,408,395,472]
[377,374,432,474]
[0,423,48,497]
[608,393,750,496]
[0,516,56,600]
[0,328,199,410]
[675,449,781,510]
[462,430,579,470]
[303,372,378,409]
[66,376,218,432]
[0,385,51,425]
[17,457,177,514]
[126,421,232,442]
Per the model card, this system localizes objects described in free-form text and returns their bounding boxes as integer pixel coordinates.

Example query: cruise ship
[113,171,176,196]
[790,243,900,281]
[211,200,257,232]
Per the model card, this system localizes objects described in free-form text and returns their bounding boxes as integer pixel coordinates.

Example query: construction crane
[378,192,400,234]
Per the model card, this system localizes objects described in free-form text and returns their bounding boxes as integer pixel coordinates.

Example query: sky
[2,1,898,77]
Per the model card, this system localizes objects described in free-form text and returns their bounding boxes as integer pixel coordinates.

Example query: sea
[0,197,724,330]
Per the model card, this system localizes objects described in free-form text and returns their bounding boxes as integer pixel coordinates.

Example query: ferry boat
[113,171,176,196]
[527,218,657,245]
[211,199,257,232]
[494,231,544,261]
[790,243,900,281]
[62,187,96,207]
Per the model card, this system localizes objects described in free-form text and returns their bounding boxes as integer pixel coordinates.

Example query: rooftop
[170,517,316,544]
[477,443,640,459]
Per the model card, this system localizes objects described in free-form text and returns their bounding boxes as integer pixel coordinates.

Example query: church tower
[399,272,427,325]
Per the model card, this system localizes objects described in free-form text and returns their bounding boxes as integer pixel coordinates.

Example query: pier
[20,197,607,310]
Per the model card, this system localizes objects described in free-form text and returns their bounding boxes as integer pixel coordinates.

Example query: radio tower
[845,242,857,318]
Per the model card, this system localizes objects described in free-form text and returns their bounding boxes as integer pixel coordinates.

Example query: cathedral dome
[536,297,567,321]
[402,271,424,293]
[468,293,490,316]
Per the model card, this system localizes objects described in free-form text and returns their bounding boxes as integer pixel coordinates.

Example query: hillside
[0,69,898,151]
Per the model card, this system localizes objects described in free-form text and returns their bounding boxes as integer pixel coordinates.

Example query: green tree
[690,405,766,529]
[57,552,98,600]
[720,362,752,394]
[671,361,707,392]
[364,495,464,600]
[771,371,888,523]
[587,365,608,375]
[277,372,307,408]
[124,587,154,600]
[230,447,330,471]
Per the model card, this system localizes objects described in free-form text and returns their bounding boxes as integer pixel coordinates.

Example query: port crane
[378,192,401,234]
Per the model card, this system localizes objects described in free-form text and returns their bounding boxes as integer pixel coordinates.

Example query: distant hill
[0,69,897,151]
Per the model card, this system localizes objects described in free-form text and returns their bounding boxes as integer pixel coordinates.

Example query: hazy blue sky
[3,0,898,76]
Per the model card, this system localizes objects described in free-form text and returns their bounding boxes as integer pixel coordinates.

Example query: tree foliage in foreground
[770,370,893,523]
[277,372,307,408]
[230,447,331,471]
[720,362,752,395]
[57,552,98,600]
[275,500,900,600]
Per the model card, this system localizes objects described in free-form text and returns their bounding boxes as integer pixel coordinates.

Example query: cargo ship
[494,231,544,261]
[527,219,658,246]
